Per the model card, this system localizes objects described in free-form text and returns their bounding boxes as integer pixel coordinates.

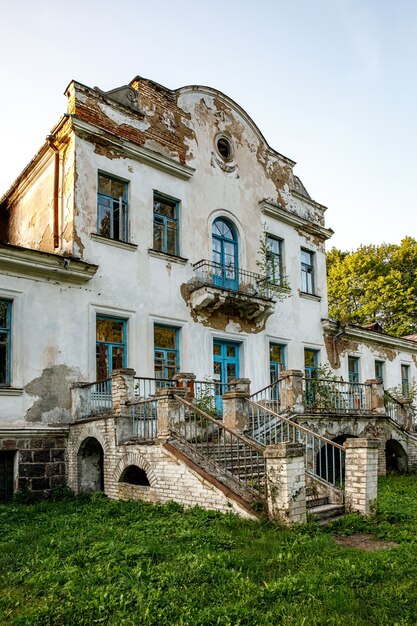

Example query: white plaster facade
[0,75,416,502]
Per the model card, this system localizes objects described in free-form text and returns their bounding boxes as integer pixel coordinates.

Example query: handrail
[384,390,404,406]
[173,395,267,500]
[176,395,265,453]
[191,259,277,300]
[249,400,344,449]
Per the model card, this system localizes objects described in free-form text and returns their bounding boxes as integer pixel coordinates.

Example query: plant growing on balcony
[256,224,290,301]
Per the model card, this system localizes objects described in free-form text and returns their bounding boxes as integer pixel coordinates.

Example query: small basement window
[120,465,150,486]
[216,135,233,161]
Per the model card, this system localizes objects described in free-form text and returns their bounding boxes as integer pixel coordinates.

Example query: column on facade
[222,378,251,433]
[344,438,379,515]
[278,370,304,414]
[264,443,306,525]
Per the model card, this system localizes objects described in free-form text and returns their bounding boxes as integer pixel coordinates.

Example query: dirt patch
[334,533,399,551]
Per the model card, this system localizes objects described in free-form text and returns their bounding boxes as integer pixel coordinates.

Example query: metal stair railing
[248,400,345,488]
[129,398,158,439]
[173,395,266,500]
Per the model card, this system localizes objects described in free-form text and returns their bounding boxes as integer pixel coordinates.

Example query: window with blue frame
[266,236,284,286]
[269,343,286,383]
[97,173,128,241]
[401,364,410,397]
[153,193,179,256]
[96,316,127,380]
[348,356,360,383]
[0,300,11,386]
[304,348,319,379]
[212,218,238,290]
[301,249,315,294]
[375,360,385,384]
[154,325,179,380]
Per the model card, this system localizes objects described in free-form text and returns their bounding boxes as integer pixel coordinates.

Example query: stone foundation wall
[67,417,256,519]
[0,433,68,499]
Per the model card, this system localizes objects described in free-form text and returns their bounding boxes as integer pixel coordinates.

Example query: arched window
[119,465,150,486]
[212,218,238,290]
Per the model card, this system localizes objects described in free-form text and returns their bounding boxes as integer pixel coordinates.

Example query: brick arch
[113,451,157,487]
[71,424,110,458]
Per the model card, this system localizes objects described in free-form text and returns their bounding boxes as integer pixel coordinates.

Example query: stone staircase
[306,489,345,523]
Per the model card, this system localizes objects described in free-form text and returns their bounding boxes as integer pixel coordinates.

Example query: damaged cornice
[260,199,334,241]
[0,244,98,284]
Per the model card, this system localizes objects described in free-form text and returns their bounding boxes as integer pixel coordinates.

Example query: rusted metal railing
[191,259,276,300]
[248,400,345,488]
[303,378,369,414]
[134,376,176,400]
[173,394,266,500]
[130,398,158,439]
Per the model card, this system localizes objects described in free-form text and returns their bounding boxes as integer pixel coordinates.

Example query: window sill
[299,291,321,302]
[148,249,188,265]
[0,387,24,396]
[91,233,138,251]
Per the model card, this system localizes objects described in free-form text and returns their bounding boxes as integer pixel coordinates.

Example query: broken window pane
[96,316,126,379]
[97,174,128,242]
[154,325,179,379]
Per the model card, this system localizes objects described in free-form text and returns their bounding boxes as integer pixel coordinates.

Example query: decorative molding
[71,117,195,181]
[210,152,239,175]
[291,189,328,213]
[91,233,138,252]
[322,319,417,353]
[260,199,334,241]
[299,291,321,302]
[0,387,23,396]
[0,244,98,284]
[0,427,69,437]
[148,248,188,265]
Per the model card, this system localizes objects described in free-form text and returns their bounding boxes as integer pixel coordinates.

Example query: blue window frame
[266,236,284,286]
[97,173,128,241]
[301,249,315,294]
[213,340,240,413]
[269,343,286,384]
[212,218,238,291]
[304,348,319,379]
[0,300,11,386]
[348,356,360,383]
[96,316,127,380]
[153,193,179,256]
[375,360,385,383]
[401,364,410,397]
[154,325,179,380]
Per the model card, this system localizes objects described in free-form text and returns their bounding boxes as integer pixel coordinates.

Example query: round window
[216,135,233,161]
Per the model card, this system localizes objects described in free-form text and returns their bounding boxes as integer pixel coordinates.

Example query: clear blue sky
[1,0,416,250]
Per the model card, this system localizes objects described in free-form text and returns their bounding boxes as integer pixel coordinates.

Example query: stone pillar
[365,379,385,414]
[173,372,196,399]
[344,438,379,515]
[70,382,89,420]
[264,443,306,525]
[222,378,250,433]
[156,387,187,441]
[278,370,304,414]
[111,368,135,416]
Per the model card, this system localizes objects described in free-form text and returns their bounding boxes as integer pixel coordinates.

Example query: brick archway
[113,451,157,487]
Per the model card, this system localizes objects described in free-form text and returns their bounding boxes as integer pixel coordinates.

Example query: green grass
[1,476,417,625]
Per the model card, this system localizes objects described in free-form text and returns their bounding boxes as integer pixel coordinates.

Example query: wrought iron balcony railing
[191,260,277,301]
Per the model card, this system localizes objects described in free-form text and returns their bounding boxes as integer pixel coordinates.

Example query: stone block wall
[0,433,68,499]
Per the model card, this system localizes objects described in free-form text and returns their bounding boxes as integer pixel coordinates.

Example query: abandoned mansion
[0,75,416,522]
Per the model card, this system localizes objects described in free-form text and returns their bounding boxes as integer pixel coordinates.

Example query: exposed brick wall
[67,417,256,519]
[1,435,68,498]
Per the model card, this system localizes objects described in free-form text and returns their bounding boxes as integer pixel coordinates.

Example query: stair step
[306,496,329,509]
[309,503,345,521]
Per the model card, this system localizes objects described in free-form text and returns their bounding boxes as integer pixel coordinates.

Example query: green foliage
[256,223,290,302]
[2,477,417,624]
[193,380,217,418]
[387,377,417,402]
[327,237,417,337]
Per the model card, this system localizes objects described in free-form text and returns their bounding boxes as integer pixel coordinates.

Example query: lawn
[1,476,417,625]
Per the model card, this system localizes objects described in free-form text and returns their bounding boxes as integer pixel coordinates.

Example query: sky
[1,0,416,251]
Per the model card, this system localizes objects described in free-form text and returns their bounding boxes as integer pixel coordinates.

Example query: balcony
[186,260,277,327]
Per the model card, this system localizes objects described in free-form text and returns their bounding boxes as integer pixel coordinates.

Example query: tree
[326,237,417,337]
